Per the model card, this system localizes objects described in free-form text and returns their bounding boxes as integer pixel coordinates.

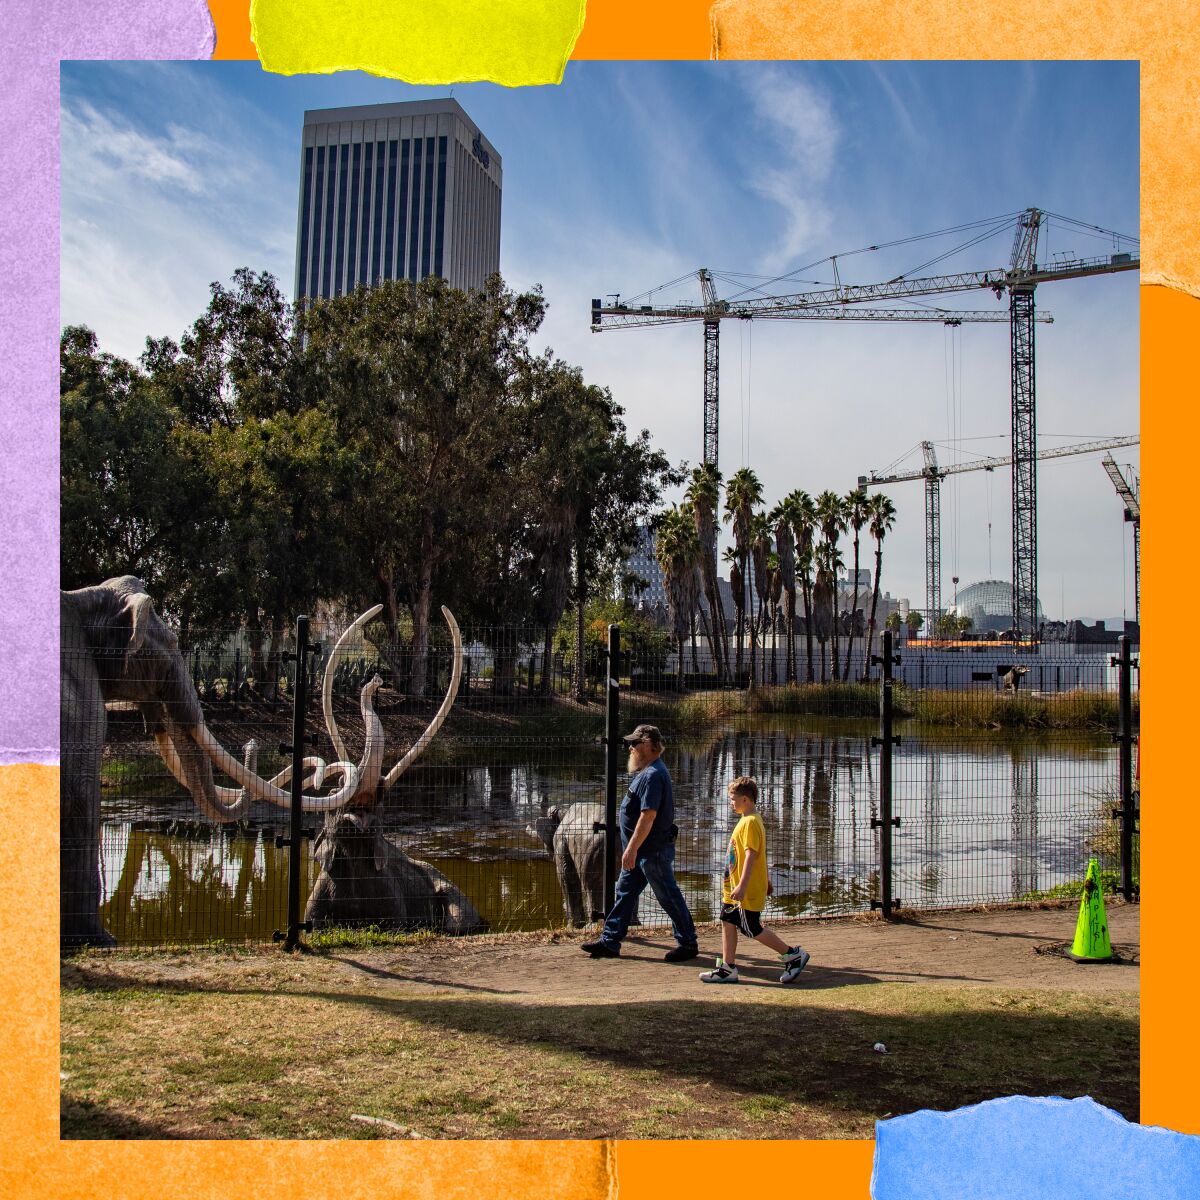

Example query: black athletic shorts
[719,903,763,937]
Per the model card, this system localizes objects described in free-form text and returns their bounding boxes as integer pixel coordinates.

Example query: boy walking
[701,776,810,985]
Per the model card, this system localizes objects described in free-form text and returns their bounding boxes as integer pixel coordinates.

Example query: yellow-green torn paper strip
[250,0,587,86]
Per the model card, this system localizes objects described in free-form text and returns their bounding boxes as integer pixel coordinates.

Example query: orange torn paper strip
[250,0,587,86]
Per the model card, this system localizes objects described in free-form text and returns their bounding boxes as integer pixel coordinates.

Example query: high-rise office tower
[294,99,502,301]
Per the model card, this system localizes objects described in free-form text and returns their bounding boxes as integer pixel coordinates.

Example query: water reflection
[98,718,1116,942]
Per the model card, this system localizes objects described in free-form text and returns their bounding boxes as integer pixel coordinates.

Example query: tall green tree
[724,467,763,684]
[769,501,797,684]
[781,489,817,682]
[863,493,897,680]
[815,490,848,681]
[843,489,870,681]
[685,464,730,682]
[302,274,547,696]
[656,505,702,690]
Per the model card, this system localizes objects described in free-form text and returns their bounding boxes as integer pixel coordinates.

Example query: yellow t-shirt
[722,812,769,911]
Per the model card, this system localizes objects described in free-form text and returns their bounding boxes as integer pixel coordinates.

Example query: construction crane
[592,277,1049,471]
[1102,453,1141,625]
[593,207,1138,641]
[861,435,1140,632]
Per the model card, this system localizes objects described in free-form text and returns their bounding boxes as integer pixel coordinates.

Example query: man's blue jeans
[600,841,697,950]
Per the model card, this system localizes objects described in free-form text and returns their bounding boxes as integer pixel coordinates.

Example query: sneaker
[779,948,811,983]
[581,940,620,958]
[663,944,699,963]
[699,960,740,984]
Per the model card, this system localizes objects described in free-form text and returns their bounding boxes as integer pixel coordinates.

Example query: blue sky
[60,60,1140,621]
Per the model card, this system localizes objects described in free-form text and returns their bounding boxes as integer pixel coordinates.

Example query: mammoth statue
[61,577,472,947]
[306,807,484,934]
[528,802,637,928]
[1000,664,1030,693]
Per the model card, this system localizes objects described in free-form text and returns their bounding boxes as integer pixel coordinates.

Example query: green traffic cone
[1069,857,1114,963]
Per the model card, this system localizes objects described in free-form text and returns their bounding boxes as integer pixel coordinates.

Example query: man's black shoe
[663,945,699,963]
[582,940,620,958]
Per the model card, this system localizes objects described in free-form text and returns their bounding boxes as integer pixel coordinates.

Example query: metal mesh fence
[65,616,1138,948]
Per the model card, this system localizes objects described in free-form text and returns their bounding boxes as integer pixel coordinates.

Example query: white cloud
[736,66,840,271]
[60,84,297,360]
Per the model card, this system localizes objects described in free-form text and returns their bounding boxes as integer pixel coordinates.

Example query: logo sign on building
[471,132,491,168]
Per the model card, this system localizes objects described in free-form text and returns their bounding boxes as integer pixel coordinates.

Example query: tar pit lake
[97,716,1119,944]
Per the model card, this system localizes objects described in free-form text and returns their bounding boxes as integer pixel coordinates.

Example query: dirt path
[312,903,1139,1002]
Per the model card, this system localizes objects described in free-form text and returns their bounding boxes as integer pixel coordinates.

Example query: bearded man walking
[581,724,699,962]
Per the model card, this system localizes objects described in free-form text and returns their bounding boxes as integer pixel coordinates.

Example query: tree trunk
[864,545,884,682]
[801,578,815,682]
[845,535,862,681]
[785,589,797,684]
[410,513,436,700]
[574,530,588,703]
[541,625,554,697]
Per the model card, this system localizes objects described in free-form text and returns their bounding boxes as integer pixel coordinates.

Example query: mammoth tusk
[153,732,259,823]
[383,605,463,789]
[322,604,383,762]
[192,723,363,811]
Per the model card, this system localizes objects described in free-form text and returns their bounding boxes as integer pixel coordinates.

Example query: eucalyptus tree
[685,463,729,681]
[137,269,352,685]
[843,488,870,681]
[723,467,764,683]
[863,493,898,680]
[815,490,848,680]
[302,273,548,697]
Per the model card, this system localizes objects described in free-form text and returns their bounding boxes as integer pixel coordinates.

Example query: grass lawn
[60,944,1137,1140]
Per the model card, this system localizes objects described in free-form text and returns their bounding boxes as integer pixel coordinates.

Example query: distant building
[294,98,501,301]
[623,526,668,611]
[949,579,1044,635]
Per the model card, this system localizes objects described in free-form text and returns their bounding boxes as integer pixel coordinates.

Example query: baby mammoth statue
[528,802,638,928]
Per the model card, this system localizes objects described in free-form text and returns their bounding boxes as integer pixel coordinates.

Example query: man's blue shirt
[619,756,675,853]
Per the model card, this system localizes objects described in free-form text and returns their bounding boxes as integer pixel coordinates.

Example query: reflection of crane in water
[1010,750,1040,898]
[917,755,943,900]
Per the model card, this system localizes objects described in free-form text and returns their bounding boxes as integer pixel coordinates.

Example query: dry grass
[61,948,1138,1141]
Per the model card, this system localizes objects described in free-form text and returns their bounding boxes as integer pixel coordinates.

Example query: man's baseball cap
[622,724,663,748]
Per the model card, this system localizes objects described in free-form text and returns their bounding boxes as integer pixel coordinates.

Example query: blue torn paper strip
[872,1096,1200,1199]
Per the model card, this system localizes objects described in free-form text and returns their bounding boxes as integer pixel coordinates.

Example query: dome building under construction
[949,580,1044,635]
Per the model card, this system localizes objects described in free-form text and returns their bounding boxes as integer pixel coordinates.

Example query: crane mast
[1102,453,1141,625]
[862,434,1140,634]
[593,208,1138,641]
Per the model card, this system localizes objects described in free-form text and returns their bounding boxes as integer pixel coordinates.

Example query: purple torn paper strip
[0,0,214,763]
[873,1096,1200,1200]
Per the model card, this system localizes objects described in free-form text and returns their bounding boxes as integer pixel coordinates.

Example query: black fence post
[602,623,621,917]
[275,615,318,951]
[871,629,901,918]
[1112,634,1139,901]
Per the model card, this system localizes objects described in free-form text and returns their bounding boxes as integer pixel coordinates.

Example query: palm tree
[811,542,837,682]
[863,493,897,680]
[769,501,797,684]
[815,490,848,680]
[685,464,729,682]
[723,467,764,684]
[722,544,744,681]
[749,511,773,687]
[781,489,817,682]
[656,505,702,691]
[842,489,870,681]
[766,550,783,684]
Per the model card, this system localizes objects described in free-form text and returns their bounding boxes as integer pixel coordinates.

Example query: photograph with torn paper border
[59,59,1138,1140]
